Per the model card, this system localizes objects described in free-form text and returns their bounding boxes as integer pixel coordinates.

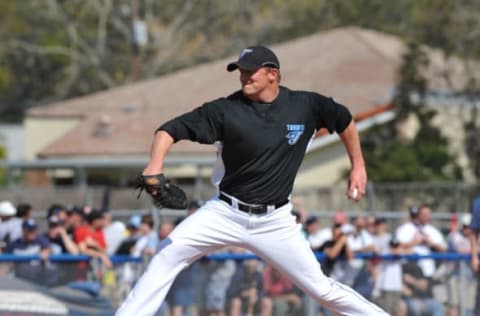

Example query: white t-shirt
[375,243,403,292]
[396,221,446,277]
[308,227,332,249]
[348,229,374,269]
[0,217,23,244]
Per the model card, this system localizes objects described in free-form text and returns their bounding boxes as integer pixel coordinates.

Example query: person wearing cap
[395,204,447,279]
[0,200,23,250]
[65,205,86,239]
[43,215,79,255]
[117,46,385,316]
[4,219,51,283]
[445,213,475,315]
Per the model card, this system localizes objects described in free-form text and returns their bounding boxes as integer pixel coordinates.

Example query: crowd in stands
[0,198,479,316]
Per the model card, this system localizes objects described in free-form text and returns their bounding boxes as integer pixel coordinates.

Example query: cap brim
[226,61,260,72]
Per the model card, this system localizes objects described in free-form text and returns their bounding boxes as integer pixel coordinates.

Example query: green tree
[363,42,462,182]
[0,145,6,185]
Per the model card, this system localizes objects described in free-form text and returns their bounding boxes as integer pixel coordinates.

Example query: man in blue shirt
[469,195,480,314]
[5,219,51,283]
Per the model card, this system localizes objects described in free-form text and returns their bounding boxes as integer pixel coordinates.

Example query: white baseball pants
[116,198,388,316]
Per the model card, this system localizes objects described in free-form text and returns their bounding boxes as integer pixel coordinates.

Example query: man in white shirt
[396,205,447,278]
[0,201,22,249]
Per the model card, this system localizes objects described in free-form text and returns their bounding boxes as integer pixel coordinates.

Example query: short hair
[16,203,32,218]
[141,214,154,228]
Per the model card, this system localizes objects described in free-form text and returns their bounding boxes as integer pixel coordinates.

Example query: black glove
[136,174,187,209]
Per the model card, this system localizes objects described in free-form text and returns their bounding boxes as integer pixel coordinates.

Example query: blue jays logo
[240,48,253,59]
[285,124,304,145]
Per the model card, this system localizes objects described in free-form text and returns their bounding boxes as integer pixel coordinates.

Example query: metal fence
[0,181,479,213]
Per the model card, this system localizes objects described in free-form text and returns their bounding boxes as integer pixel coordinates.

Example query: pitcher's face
[239,67,277,100]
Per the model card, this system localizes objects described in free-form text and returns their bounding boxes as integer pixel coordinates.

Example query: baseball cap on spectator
[409,205,420,217]
[128,215,142,229]
[461,213,472,227]
[22,219,38,230]
[0,201,16,216]
[46,204,66,219]
[333,211,347,225]
[68,205,84,217]
[305,215,318,226]
[48,215,63,227]
[227,46,280,72]
[340,223,355,235]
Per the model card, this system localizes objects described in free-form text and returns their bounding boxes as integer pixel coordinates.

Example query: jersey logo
[285,124,304,145]
[240,48,253,59]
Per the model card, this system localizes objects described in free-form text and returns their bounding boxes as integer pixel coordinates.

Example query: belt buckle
[249,205,266,215]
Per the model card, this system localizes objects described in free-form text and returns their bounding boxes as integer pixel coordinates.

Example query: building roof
[29,26,472,158]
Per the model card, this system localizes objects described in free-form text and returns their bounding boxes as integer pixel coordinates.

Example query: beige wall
[25,117,81,160]
[295,141,350,188]
[431,106,476,182]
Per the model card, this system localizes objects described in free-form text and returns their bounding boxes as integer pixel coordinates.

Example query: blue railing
[0,252,474,263]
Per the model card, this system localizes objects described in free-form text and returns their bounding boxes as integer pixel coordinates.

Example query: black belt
[219,193,289,215]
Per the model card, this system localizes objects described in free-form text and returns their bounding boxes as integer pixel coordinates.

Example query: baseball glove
[136,174,187,209]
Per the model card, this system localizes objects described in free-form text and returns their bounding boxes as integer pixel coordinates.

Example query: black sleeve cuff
[335,105,352,133]
[155,120,190,143]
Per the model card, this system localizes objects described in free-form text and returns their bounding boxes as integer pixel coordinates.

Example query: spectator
[347,216,376,298]
[43,215,79,255]
[227,258,263,316]
[103,210,127,256]
[0,200,22,249]
[65,206,85,238]
[158,221,175,242]
[469,195,480,315]
[319,220,353,277]
[371,218,391,254]
[74,209,111,268]
[165,203,207,316]
[115,215,142,255]
[13,203,33,238]
[446,213,475,316]
[365,215,377,236]
[305,215,324,250]
[16,203,32,220]
[201,248,236,316]
[307,211,348,252]
[372,232,405,316]
[132,214,158,257]
[41,215,80,286]
[401,261,444,316]
[261,266,302,316]
[4,219,51,283]
[154,221,176,316]
[396,205,447,278]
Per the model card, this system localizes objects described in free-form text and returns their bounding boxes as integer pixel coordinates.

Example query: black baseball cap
[227,46,280,72]
[22,219,38,231]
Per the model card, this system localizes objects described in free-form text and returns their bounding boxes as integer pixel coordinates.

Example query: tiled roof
[32,26,471,158]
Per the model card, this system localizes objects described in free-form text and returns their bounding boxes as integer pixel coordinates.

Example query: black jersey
[159,86,352,204]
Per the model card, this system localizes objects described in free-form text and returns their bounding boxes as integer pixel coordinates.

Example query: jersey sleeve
[311,93,352,134]
[157,99,225,144]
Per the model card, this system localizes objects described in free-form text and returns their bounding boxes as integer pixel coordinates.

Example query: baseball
[351,188,359,199]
